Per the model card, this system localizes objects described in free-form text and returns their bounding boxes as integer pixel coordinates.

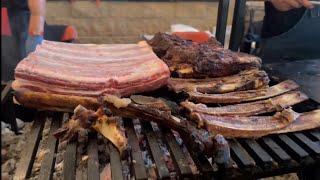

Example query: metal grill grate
[2,82,320,179]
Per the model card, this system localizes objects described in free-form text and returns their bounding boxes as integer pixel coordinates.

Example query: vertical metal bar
[229,0,247,51]
[216,0,230,45]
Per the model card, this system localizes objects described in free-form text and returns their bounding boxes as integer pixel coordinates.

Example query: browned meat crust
[168,69,270,93]
[272,109,320,134]
[148,32,262,78]
[13,88,100,112]
[195,108,297,138]
[181,91,309,120]
[188,80,299,104]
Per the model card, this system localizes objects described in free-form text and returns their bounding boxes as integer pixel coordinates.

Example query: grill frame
[2,81,320,179]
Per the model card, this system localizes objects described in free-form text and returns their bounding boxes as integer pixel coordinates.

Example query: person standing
[1,0,46,81]
[259,0,320,61]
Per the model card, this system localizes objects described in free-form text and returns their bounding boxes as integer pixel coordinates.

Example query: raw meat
[168,69,270,93]
[188,80,299,104]
[181,91,308,120]
[12,40,170,111]
[148,32,262,78]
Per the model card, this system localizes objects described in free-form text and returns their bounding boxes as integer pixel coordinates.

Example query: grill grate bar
[229,139,256,168]
[141,122,170,179]
[87,133,99,180]
[160,127,193,177]
[38,113,63,180]
[63,141,77,180]
[240,139,276,169]
[108,143,124,180]
[14,112,46,179]
[309,130,320,141]
[259,137,291,165]
[291,133,320,155]
[124,119,148,180]
[274,135,313,164]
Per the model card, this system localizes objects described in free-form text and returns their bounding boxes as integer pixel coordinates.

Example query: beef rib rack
[12,40,170,112]
[148,32,262,78]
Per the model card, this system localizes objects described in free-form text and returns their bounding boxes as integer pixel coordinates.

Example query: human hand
[270,0,314,11]
[26,35,43,55]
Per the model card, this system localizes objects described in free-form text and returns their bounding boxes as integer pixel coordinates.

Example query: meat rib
[272,109,320,134]
[181,91,308,119]
[102,95,221,157]
[188,80,299,104]
[196,108,296,138]
[12,40,170,111]
[168,69,270,93]
[148,32,262,78]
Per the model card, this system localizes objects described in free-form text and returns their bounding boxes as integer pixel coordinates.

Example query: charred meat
[148,32,262,78]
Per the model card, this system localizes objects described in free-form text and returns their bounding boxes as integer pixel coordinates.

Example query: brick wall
[46,1,238,44]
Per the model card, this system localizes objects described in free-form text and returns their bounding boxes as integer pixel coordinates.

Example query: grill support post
[229,0,247,51]
[216,0,230,46]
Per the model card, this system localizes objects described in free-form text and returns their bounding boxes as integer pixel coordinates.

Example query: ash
[1,120,32,179]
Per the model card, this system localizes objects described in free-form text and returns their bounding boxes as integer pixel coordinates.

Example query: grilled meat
[168,69,270,94]
[188,80,299,104]
[148,32,262,78]
[181,91,308,125]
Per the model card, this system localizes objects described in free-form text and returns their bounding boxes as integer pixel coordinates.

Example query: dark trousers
[1,10,29,82]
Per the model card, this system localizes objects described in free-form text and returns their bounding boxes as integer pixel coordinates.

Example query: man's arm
[269,0,314,11]
[28,0,46,35]
[26,0,46,54]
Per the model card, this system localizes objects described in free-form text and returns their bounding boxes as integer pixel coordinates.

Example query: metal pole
[229,0,247,51]
[216,0,230,46]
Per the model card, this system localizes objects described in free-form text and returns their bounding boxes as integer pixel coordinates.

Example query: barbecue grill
[2,0,319,179]
[2,75,320,179]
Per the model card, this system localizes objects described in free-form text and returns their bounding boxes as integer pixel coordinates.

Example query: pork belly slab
[12,40,170,111]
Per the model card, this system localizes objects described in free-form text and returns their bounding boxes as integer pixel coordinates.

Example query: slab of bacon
[12,40,170,111]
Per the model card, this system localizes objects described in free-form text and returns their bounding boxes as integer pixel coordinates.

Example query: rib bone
[181,91,308,119]
[168,69,270,94]
[188,80,299,104]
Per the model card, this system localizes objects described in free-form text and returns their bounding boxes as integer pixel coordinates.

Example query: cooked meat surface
[188,80,299,104]
[148,32,262,78]
[195,108,319,138]
[12,40,170,111]
[168,69,270,93]
[197,108,296,138]
[181,91,308,118]
[272,109,320,134]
